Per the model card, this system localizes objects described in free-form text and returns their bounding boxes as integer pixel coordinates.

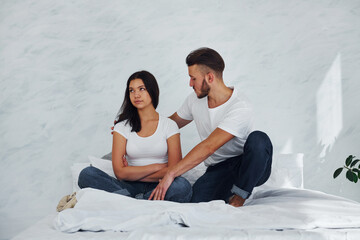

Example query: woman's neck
[137,106,159,121]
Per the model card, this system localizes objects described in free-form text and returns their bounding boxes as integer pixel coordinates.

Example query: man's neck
[207,83,233,108]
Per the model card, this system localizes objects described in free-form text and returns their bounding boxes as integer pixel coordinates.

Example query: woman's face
[128,78,153,109]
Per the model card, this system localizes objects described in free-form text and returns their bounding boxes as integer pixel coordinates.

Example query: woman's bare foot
[229,194,246,207]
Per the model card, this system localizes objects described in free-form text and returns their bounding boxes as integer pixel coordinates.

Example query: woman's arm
[139,133,182,182]
[112,132,166,181]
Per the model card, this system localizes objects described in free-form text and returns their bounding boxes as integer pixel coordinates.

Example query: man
[149,47,273,207]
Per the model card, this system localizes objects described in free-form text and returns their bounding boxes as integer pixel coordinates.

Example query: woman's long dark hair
[115,70,159,132]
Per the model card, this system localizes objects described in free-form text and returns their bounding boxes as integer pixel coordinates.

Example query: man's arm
[149,128,234,200]
[168,127,234,178]
[169,112,192,129]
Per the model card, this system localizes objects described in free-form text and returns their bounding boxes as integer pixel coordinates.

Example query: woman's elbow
[114,173,124,180]
[114,169,127,180]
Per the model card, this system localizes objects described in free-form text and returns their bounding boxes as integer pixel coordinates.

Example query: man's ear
[207,72,215,83]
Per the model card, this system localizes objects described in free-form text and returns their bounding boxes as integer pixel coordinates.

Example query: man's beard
[195,78,210,99]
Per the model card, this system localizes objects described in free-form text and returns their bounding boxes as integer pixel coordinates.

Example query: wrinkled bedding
[12,187,360,240]
[54,188,360,233]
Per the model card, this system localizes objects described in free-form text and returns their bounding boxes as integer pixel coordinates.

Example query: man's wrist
[167,169,176,179]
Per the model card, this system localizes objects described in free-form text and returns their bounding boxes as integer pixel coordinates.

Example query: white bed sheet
[13,188,360,240]
[55,187,360,232]
[12,214,360,240]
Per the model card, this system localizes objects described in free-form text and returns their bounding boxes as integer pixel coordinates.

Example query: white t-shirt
[177,87,254,167]
[113,115,179,166]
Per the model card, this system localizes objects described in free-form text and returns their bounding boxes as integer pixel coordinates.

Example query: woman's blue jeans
[191,131,273,203]
[78,166,192,203]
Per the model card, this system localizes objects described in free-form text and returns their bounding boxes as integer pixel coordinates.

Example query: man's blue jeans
[191,131,273,203]
[78,166,192,203]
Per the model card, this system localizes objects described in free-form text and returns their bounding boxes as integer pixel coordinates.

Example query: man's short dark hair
[186,47,225,75]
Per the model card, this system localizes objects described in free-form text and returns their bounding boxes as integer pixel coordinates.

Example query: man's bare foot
[229,194,246,207]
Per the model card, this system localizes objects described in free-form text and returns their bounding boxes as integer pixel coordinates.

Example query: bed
[12,154,360,240]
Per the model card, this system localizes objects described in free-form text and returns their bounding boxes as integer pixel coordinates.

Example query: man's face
[188,65,210,99]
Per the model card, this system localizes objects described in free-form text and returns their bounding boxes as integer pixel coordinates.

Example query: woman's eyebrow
[129,85,145,89]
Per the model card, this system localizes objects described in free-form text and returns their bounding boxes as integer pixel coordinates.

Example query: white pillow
[70,156,116,192]
[71,162,90,192]
[253,153,304,192]
[88,155,116,178]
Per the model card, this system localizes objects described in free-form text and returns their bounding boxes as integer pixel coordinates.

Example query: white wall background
[1,0,359,239]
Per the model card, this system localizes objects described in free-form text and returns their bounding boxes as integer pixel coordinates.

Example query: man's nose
[189,79,194,87]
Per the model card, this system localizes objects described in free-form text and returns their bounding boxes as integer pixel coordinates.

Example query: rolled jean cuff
[231,185,250,199]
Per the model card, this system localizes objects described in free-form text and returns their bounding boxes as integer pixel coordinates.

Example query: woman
[78,71,192,203]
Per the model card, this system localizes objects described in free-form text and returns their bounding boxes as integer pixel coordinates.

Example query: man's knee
[245,131,272,152]
[191,176,215,203]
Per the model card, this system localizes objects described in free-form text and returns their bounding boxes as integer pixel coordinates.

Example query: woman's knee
[172,177,192,192]
[167,177,192,202]
[78,166,98,188]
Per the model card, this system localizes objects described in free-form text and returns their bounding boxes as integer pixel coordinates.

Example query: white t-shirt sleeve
[165,118,180,139]
[218,106,254,138]
[176,93,195,121]
[113,121,130,139]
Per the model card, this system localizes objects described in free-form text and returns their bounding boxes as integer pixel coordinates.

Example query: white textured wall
[1,0,360,239]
